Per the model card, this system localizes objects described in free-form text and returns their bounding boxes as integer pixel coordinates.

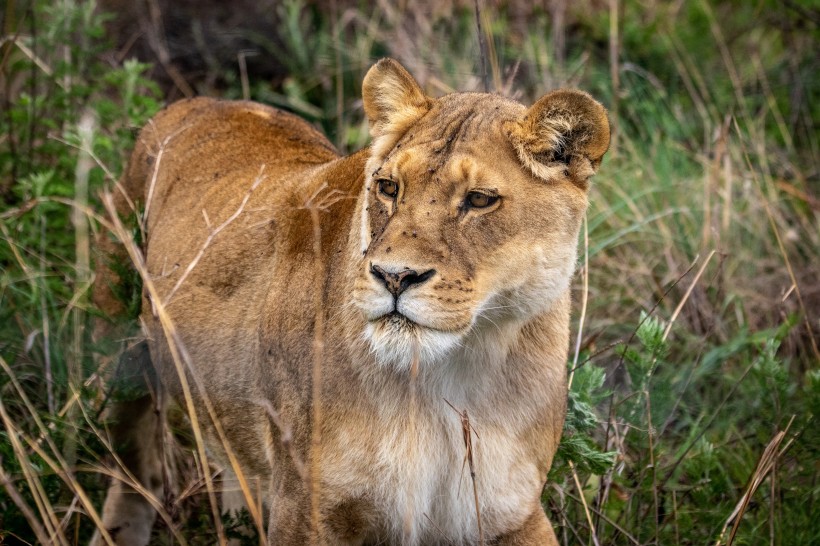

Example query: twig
[660,250,716,345]
[644,249,716,539]
[612,255,699,379]
[237,50,255,101]
[422,512,454,544]
[144,0,194,97]
[143,122,193,238]
[0,35,60,84]
[49,134,118,183]
[163,165,266,306]
[258,399,307,481]
[596,255,699,525]
[659,361,755,488]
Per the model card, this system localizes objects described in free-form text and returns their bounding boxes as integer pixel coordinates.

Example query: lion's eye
[466,191,499,209]
[377,179,399,199]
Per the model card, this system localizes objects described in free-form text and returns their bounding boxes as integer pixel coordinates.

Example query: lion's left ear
[507,89,610,184]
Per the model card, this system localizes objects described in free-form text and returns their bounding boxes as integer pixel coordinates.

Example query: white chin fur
[364,320,462,371]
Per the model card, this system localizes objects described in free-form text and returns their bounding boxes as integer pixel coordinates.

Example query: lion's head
[351,59,610,369]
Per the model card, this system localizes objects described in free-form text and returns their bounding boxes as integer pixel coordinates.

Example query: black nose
[370,265,436,297]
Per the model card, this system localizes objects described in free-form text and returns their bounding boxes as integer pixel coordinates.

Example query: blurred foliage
[1,0,160,541]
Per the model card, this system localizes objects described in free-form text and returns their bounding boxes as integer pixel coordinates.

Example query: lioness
[93,58,609,545]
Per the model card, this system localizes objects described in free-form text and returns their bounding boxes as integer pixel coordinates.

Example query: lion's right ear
[362,59,432,139]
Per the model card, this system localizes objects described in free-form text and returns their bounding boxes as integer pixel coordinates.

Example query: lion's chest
[321,406,540,544]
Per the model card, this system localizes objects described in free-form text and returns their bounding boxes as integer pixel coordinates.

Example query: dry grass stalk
[0,395,114,545]
[329,0,345,153]
[569,460,600,546]
[661,250,716,345]
[481,8,501,92]
[473,0,489,92]
[301,182,347,541]
[154,280,269,538]
[26,436,116,545]
[0,462,51,544]
[0,395,69,545]
[443,398,484,545]
[0,354,112,544]
[44,137,268,538]
[644,390,658,545]
[633,248,727,543]
[569,214,589,391]
[608,0,620,155]
[307,188,326,540]
[715,417,796,546]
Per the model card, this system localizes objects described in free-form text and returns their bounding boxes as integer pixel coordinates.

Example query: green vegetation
[1,0,817,544]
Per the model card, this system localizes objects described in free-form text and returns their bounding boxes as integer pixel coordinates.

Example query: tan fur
[93,58,609,545]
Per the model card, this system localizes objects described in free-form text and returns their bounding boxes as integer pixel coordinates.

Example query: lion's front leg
[266,475,374,546]
[266,472,312,545]
[493,507,559,546]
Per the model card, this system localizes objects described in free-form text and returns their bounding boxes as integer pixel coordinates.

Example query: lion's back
[125,98,338,229]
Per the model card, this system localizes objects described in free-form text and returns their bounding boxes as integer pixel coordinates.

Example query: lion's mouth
[371,310,470,336]
[364,311,464,368]
[379,311,417,328]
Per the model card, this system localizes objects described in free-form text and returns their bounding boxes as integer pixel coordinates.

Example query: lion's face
[352,61,610,369]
